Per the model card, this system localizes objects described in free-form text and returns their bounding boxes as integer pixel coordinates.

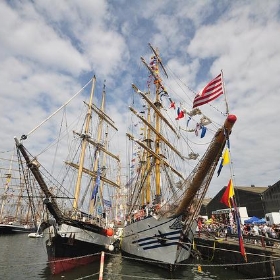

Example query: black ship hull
[44,224,111,274]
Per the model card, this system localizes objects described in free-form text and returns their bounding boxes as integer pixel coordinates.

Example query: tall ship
[0,151,37,234]
[14,76,121,274]
[121,44,237,270]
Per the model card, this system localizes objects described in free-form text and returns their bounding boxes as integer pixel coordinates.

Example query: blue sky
[1,0,280,198]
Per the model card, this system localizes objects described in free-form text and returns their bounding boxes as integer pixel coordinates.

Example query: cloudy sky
[1,0,280,199]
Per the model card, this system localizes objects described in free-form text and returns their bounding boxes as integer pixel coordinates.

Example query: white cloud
[0,3,89,76]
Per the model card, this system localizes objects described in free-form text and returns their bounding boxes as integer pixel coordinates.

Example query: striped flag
[235,208,247,262]
[193,74,223,108]
[103,199,112,208]
[91,165,101,202]
[231,195,247,262]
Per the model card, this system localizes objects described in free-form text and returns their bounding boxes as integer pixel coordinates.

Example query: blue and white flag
[103,199,112,208]
[91,165,101,202]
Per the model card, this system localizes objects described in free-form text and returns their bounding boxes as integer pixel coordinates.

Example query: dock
[194,233,280,279]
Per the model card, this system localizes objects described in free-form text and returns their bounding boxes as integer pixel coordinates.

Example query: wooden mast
[146,45,168,201]
[73,76,96,210]
[154,53,161,198]
[127,44,182,207]
[90,83,106,215]
[146,105,152,204]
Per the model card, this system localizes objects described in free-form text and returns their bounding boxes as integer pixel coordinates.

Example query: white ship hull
[121,215,197,268]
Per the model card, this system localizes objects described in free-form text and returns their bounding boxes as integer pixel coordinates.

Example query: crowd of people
[197,218,280,242]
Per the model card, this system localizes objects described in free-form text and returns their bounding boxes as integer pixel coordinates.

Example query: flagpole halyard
[221,70,229,115]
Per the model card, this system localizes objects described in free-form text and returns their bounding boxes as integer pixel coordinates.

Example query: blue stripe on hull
[130,228,191,251]
[139,235,180,247]
[142,241,190,251]
[133,229,182,243]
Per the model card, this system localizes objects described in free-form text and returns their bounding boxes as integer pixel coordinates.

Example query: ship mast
[142,44,168,201]
[145,105,152,204]
[126,44,184,211]
[0,154,13,222]
[154,58,161,198]
[73,76,96,210]
[90,82,106,212]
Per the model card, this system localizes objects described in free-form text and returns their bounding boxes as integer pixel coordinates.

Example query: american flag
[193,74,223,108]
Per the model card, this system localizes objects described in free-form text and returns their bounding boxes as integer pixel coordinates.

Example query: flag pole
[221,70,229,115]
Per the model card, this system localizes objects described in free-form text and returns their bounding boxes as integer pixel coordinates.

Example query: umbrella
[254,217,266,224]
[244,216,260,224]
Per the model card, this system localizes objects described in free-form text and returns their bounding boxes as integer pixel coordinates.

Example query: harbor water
[0,234,250,280]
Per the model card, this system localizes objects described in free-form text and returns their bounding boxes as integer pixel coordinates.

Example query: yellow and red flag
[220,179,235,208]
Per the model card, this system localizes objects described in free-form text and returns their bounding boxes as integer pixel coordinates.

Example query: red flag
[175,108,185,120]
[232,199,247,262]
[175,111,184,120]
[220,179,235,208]
[237,219,247,262]
[193,74,223,108]
[170,101,175,109]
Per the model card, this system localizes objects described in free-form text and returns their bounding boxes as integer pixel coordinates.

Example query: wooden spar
[174,114,237,216]
[73,76,96,210]
[129,106,184,159]
[148,43,168,78]
[65,161,120,189]
[86,101,118,131]
[132,84,179,137]
[126,133,184,180]
[73,131,120,162]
